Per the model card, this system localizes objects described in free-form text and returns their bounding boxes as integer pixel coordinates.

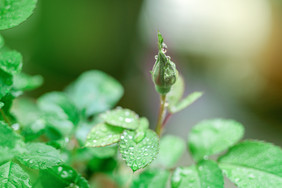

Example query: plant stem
[155,95,166,136]
[0,108,11,126]
[162,112,172,130]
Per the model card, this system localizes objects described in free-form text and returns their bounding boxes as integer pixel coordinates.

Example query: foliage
[0,1,281,187]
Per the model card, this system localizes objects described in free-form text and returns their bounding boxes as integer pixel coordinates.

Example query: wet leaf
[188,119,244,161]
[219,140,282,188]
[0,161,31,188]
[171,160,224,188]
[131,169,170,188]
[40,165,89,188]
[134,117,149,143]
[119,129,159,172]
[169,92,202,113]
[66,70,123,117]
[0,50,22,75]
[0,0,37,30]
[85,123,124,147]
[157,135,185,168]
[13,72,43,91]
[17,143,63,169]
[100,107,139,129]
[0,121,21,148]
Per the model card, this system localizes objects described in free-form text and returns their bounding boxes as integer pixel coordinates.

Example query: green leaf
[188,119,244,161]
[76,145,117,161]
[169,92,202,113]
[0,69,13,98]
[219,140,282,188]
[66,70,123,117]
[119,129,159,172]
[0,0,37,30]
[0,121,21,148]
[0,50,22,75]
[101,107,139,129]
[11,98,45,140]
[38,92,79,126]
[157,135,185,168]
[131,169,170,188]
[40,165,89,188]
[134,117,149,143]
[17,143,63,169]
[171,160,224,188]
[13,72,43,91]
[85,123,124,147]
[0,34,4,48]
[0,161,32,188]
[167,75,184,107]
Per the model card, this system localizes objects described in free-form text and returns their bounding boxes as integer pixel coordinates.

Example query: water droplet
[235,178,240,182]
[161,43,167,53]
[155,55,158,60]
[58,166,63,172]
[61,171,68,178]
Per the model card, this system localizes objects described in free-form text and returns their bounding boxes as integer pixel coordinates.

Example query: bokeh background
[1,0,282,154]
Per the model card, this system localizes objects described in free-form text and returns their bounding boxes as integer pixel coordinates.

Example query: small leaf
[134,117,149,143]
[85,123,124,147]
[13,72,43,91]
[0,161,32,188]
[17,143,63,169]
[157,135,185,168]
[131,169,170,188]
[66,70,123,116]
[167,75,185,107]
[119,129,159,172]
[40,165,89,188]
[0,0,37,30]
[188,119,244,161]
[0,50,22,75]
[0,34,4,48]
[100,107,139,129]
[38,92,79,126]
[171,160,224,188]
[219,140,282,188]
[169,92,202,113]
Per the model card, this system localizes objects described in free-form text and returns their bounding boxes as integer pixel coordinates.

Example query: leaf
[0,161,32,188]
[171,160,224,188]
[40,165,89,188]
[0,50,22,75]
[66,70,123,117]
[218,140,282,188]
[0,0,37,30]
[76,145,118,161]
[157,135,185,168]
[0,121,21,148]
[0,34,4,48]
[131,169,170,188]
[0,69,13,98]
[11,98,45,140]
[101,107,139,129]
[169,92,202,113]
[119,129,159,172]
[188,119,244,161]
[38,92,79,126]
[17,143,63,169]
[13,72,43,91]
[134,117,149,143]
[167,75,184,107]
[85,123,124,147]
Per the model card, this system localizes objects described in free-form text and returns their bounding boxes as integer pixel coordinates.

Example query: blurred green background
[1,0,282,148]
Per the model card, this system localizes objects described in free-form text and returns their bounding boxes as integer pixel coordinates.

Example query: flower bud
[152,32,178,95]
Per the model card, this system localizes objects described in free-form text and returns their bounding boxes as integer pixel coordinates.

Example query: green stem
[155,95,166,136]
[0,108,11,126]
